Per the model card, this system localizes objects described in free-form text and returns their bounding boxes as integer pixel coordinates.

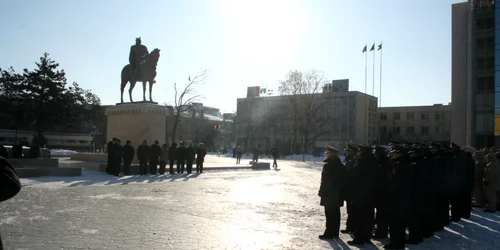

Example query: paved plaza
[1,156,500,249]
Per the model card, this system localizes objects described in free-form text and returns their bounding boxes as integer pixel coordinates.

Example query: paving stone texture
[1,156,499,250]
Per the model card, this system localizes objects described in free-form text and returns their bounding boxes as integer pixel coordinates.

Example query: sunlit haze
[0,0,464,111]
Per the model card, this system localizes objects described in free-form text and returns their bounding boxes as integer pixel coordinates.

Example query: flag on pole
[362,45,367,53]
[378,42,382,51]
[370,43,375,51]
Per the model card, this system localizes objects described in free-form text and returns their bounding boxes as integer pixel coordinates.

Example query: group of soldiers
[319,139,492,250]
[106,138,207,176]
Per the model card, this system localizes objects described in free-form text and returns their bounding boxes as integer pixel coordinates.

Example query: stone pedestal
[106,102,168,149]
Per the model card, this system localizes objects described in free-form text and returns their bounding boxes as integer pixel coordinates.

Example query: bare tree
[170,70,207,142]
[278,70,331,160]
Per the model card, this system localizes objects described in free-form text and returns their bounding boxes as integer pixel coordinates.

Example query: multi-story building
[451,0,499,148]
[378,104,452,144]
[235,86,378,154]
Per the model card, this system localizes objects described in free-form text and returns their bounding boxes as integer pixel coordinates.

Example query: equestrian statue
[120,37,161,103]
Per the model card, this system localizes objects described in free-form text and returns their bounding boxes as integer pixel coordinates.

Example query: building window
[406,112,414,120]
[380,126,387,134]
[435,126,444,134]
[393,112,400,120]
[406,126,414,134]
[380,113,387,120]
[435,112,445,120]
[421,112,429,120]
[421,126,429,135]
[392,127,400,135]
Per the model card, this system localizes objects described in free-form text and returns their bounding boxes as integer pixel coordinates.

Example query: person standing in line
[149,141,161,175]
[0,156,22,250]
[177,142,187,174]
[483,153,500,213]
[106,138,117,174]
[168,142,178,175]
[474,151,487,207]
[186,143,195,174]
[113,139,123,176]
[196,143,207,173]
[122,140,135,175]
[318,146,346,240]
[341,143,358,234]
[159,143,169,175]
[137,140,150,175]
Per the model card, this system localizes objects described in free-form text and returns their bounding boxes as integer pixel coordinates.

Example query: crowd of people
[105,138,207,176]
[319,140,496,250]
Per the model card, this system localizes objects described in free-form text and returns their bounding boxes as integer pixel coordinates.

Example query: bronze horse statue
[120,48,160,103]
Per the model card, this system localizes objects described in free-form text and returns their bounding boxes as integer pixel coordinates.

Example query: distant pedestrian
[271,145,279,169]
[236,146,242,164]
[149,141,161,175]
[177,142,187,174]
[168,142,178,174]
[186,143,195,174]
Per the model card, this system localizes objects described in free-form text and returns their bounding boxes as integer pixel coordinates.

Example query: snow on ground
[50,149,78,157]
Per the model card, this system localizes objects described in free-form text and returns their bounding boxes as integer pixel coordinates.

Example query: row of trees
[0,53,104,144]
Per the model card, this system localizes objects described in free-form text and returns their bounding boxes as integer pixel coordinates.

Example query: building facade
[378,104,452,144]
[235,87,378,154]
[451,0,499,148]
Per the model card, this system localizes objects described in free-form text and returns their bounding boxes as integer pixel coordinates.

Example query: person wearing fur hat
[340,143,358,234]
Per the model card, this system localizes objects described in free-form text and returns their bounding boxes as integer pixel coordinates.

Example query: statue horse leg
[149,80,154,102]
[129,80,136,102]
[142,81,147,101]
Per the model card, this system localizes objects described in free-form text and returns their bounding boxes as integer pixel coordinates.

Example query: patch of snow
[0,216,17,225]
[81,229,98,234]
[50,149,78,157]
[27,215,49,222]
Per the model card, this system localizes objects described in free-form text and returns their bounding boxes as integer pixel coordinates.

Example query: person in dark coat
[196,143,207,173]
[430,141,448,231]
[236,146,243,164]
[462,149,476,218]
[168,142,178,174]
[347,144,377,246]
[159,143,169,175]
[373,145,391,239]
[112,139,123,176]
[137,140,150,175]
[106,138,117,174]
[407,146,427,245]
[177,142,187,174]
[384,145,413,250]
[419,143,436,238]
[318,146,347,240]
[448,142,466,222]
[186,143,195,174]
[340,143,358,234]
[0,156,22,249]
[122,140,135,175]
[149,141,161,175]
[473,151,487,207]
[271,145,279,169]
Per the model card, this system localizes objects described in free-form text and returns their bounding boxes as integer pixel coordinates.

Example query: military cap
[450,142,460,149]
[345,143,359,151]
[389,139,401,145]
[374,145,388,155]
[327,146,339,153]
[429,142,441,149]
[390,144,409,154]
[409,146,424,154]
[357,144,372,151]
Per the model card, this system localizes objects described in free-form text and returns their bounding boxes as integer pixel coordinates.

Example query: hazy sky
[1,0,465,112]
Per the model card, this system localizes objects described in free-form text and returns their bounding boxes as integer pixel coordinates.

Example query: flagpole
[372,44,376,96]
[379,43,383,107]
[364,44,367,144]
[365,46,367,94]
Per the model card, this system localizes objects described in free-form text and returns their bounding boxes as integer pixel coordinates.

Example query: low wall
[70,153,138,164]
[9,158,59,168]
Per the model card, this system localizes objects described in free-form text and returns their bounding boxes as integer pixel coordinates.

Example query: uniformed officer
[373,145,391,239]
[341,143,358,234]
[347,144,377,246]
[318,146,347,239]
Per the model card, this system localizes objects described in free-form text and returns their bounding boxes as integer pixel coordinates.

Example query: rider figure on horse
[129,37,149,78]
